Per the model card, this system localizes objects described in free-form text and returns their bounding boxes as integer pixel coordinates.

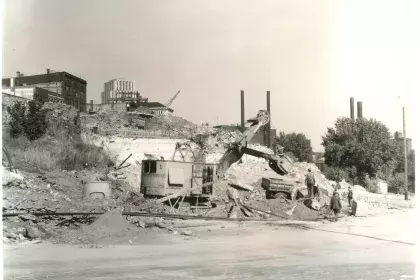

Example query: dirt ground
[3,210,415,280]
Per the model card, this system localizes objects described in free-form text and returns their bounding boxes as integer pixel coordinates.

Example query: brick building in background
[2,69,87,112]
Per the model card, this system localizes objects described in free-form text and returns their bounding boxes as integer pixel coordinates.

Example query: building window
[143,161,157,173]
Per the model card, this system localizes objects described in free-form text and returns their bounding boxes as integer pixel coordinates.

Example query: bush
[364,175,380,193]
[2,133,115,172]
[388,173,405,194]
[324,166,351,183]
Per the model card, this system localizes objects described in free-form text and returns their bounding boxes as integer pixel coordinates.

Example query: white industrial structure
[101,79,137,104]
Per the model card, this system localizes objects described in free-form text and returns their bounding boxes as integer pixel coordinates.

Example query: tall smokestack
[240,90,245,132]
[266,91,271,148]
[47,69,50,74]
[357,101,363,119]
[350,97,355,119]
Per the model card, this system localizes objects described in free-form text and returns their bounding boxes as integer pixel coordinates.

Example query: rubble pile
[133,106,153,114]
[286,162,335,196]
[145,115,214,138]
[333,180,415,216]
[198,129,243,163]
[80,110,213,139]
[80,110,131,133]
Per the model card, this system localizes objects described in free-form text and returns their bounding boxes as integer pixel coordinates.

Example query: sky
[1,0,417,151]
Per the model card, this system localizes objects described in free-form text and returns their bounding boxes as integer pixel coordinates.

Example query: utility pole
[403,107,408,200]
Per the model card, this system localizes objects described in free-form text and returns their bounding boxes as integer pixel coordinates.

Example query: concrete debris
[285,205,297,216]
[19,214,37,222]
[228,180,254,192]
[228,206,240,219]
[2,166,24,186]
[26,224,49,240]
[181,230,194,236]
[303,199,321,211]
[16,227,28,237]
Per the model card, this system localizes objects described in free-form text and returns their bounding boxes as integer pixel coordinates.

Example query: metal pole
[241,90,245,132]
[266,91,271,148]
[403,107,408,200]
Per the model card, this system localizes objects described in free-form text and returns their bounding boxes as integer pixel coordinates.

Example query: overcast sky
[2,0,417,151]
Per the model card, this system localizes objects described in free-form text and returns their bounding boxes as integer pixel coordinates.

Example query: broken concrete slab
[304,199,321,211]
[16,227,28,237]
[228,180,254,192]
[285,205,297,216]
[19,214,37,222]
[2,166,24,186]
[26,224,49,240]
[181,230,194,236]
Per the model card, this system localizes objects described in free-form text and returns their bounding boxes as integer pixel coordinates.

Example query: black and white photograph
[0,1,418,279]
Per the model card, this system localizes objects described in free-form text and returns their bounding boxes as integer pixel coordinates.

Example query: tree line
[273,117,415,194]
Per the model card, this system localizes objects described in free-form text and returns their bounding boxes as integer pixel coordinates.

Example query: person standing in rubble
[330,191,342,220]
[305,168,316,198]
[348,187,354,207]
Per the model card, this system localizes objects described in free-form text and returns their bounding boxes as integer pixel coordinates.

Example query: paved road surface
[3,211,416,280]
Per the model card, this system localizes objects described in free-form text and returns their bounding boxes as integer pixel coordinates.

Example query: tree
[7,101,26,138]
[322,117,397,184]
[274,132,313,162]
[7,100,47,141]
[25,101,48,141]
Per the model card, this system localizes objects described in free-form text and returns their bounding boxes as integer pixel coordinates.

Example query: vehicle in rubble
[140,160,217,198]
[262,177,307,200]
[140,109,295,201]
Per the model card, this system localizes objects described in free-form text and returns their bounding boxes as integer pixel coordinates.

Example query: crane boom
[216,110,294,179]
[165,90,181,107]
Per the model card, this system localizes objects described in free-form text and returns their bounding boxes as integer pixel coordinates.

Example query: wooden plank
[139,189,187,210]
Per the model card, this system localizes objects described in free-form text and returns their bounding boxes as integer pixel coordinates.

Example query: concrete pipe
[83,181,112,199]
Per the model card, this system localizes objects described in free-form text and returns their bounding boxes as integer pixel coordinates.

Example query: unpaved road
[3,210,416,280]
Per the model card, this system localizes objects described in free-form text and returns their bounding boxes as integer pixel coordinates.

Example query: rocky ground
[2,153,414,246]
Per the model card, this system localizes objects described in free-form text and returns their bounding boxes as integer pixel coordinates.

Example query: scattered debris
[181,230,194,236]
[228,180,255,192]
